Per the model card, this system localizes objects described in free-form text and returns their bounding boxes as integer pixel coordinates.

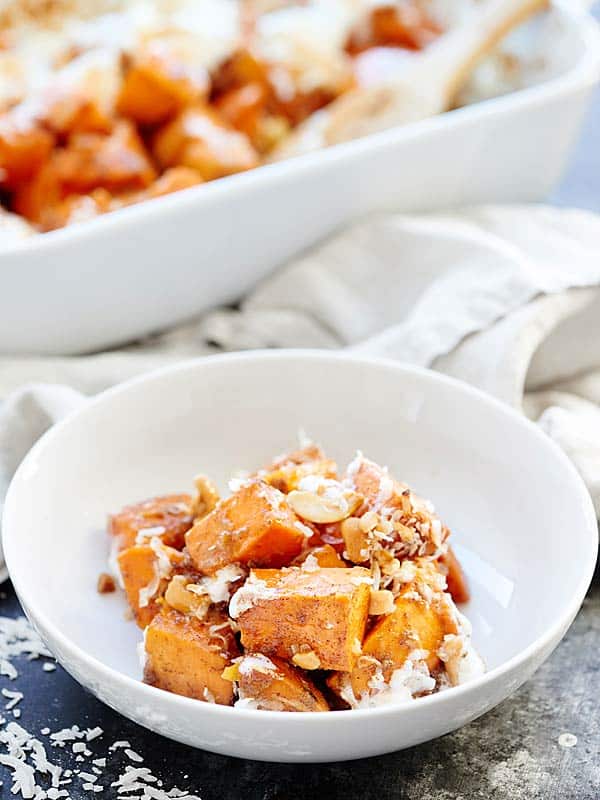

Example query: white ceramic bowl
[2,352,597,762]
[0,1,598,356]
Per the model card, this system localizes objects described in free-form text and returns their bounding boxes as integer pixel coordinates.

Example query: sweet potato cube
[144,608,238,705]
[117,543,185,629]
[43,91,113,136]
[142,167,204,199]
[302,545,346,568]
[346,455,448,556]
[346,456,398,511]
[214,82,267,143]
[235,654,329,712]
[109,494,193,552]
[12,161,63,227]
[232,567,371,671]
[329,583,457,702]
[117,52,208,125]
[0,118,54,189]
[54,121,156,194]
[362,592,450,674]
[185,481,307,574]
[347,5,440,53]
[153,105,259,181]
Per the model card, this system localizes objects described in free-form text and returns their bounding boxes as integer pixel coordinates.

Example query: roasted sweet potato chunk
[118,542,185,629]
[53,121,156,194]
[109,493,194,552]
[214,83,267,142]
[42,91,113,136]
[346,455,448,557]
[346,456,396,511]
[12,161,63,227]
[117,50,209,125]
[144,608,239,704]
[328,575,457,703]
[301,544,347,569]
[347,4,440,54]
[185,480,307,574]
[231,567,371,671]
[362,592,451,674]
[0,119,54,190]
[153,105,259,181]
[233,654,329,712]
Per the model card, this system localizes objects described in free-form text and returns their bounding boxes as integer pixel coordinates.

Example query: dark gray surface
[2,17,600,800]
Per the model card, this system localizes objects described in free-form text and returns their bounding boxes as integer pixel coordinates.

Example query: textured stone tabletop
[1,14,600,800]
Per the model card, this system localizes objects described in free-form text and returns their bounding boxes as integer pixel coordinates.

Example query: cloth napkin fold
[1,204,600,578]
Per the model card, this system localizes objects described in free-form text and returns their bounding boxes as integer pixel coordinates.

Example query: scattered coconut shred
[0,615,203,799]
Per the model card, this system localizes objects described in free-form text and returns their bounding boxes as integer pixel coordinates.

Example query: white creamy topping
[438,610,485,686]
[356,650,436,708]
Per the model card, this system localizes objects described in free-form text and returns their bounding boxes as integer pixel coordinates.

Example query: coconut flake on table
[0,616,53,680]
[1,689,23,710]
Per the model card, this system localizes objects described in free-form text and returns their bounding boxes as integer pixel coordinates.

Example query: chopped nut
[369,589,395,616]
[164,575,210,618]
[375,548,400,576]
[221,663,241,682]
[192,474,220,519]
[292,650,321,670]
[360,511,379,533]
[288,489,362,524]
[341,517,370,563]
[97,572,116,594]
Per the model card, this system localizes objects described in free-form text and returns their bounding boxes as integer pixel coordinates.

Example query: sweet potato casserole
[0,0,449,233]
[102,442,484,711]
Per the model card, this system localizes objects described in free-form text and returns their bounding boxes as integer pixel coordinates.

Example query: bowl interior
[3,353,595,688]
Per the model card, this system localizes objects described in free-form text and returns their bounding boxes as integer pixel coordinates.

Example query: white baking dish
[1,0,599,356]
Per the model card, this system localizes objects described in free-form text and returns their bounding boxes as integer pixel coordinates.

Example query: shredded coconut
[356,651,436,708]
[238,654,277,677]
[228,574,271,619]
[2,690,23,710]
[198,564,245,604]
[135,525,167,545]
[124,748,144,763]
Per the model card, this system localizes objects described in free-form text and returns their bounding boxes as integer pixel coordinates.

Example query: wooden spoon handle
[423,0,549,107]
[271,0,549,157]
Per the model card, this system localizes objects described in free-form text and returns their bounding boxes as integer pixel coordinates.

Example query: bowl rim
[3,350,598,725]
[0,0,598,260]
